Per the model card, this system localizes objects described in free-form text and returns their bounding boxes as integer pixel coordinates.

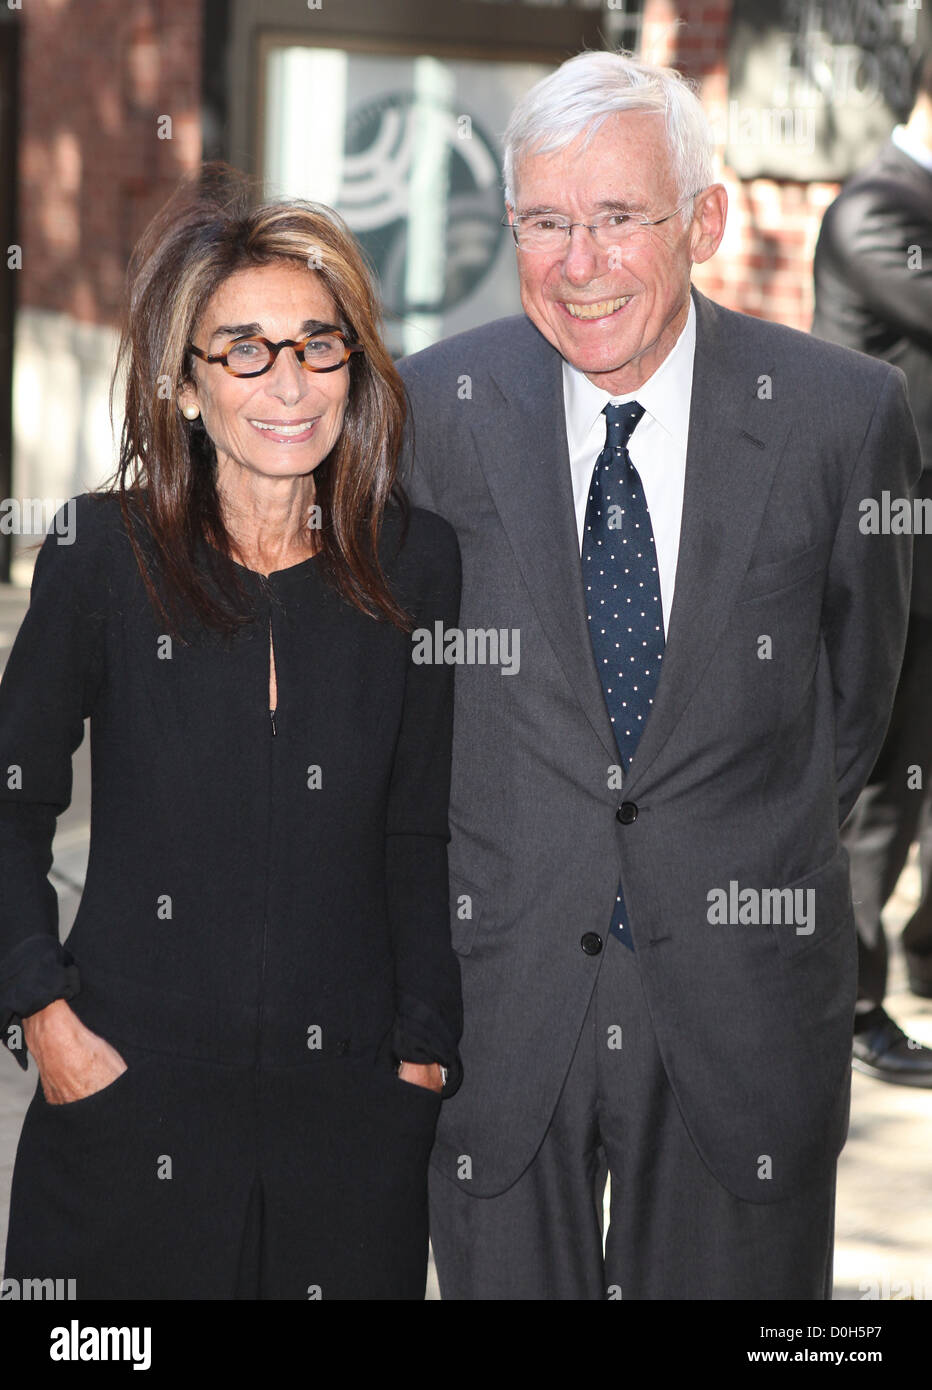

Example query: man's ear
[690,183,728,266]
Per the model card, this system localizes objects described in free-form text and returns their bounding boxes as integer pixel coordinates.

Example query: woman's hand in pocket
[397,1060,444,1094]
[23,998,128,1104]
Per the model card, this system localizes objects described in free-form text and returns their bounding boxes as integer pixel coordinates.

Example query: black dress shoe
[852,1006,932,1087]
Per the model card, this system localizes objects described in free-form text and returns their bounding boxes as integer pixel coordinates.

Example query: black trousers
[429,933,836,1300]
[4,1039,440,1299]
[841,613,932,1011]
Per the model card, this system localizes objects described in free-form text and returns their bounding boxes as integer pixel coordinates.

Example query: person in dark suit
[0,167,462,1298]
[400,50,920,1299]
[813,54,932,1087]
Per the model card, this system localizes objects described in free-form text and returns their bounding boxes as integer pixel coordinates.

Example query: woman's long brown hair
[107,162,411,637]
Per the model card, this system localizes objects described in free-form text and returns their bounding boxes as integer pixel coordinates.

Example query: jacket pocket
[449,873,482,957]
[767,846,852,962]
[37,1056,135,1113]
[737,543,824,603]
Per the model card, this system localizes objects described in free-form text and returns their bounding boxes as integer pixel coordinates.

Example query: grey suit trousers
[429,934,837,1300]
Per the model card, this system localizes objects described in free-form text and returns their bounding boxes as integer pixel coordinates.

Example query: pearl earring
[182,404,200,421]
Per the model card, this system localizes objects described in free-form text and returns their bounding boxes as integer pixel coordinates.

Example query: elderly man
[400,50,919,1299]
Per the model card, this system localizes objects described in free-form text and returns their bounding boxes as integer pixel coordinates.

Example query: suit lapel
[468,320,619,762]
[467,294,791,786]
[621,289,790,796]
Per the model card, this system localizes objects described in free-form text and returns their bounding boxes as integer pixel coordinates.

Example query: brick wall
[19,0,202,328]
[644,0,841,332]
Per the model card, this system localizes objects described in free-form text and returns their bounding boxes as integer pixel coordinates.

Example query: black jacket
[813,137,932,614]
[0,492,463,1089]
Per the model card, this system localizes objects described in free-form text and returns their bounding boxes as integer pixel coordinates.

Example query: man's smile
[560,295,632,321]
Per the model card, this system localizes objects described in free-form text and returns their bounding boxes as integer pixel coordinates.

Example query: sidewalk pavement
[0,581,929,1299]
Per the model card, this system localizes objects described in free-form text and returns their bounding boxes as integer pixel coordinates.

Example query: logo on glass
[337,93,503,316]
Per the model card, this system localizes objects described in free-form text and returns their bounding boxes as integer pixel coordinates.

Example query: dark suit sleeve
[385,515,464,1095]
[825,187,932,349]
[823,367,922,825]
[0,497,106,1068]
[398,368,440,513]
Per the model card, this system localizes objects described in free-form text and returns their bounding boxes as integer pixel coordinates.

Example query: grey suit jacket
[399,287,920,1203]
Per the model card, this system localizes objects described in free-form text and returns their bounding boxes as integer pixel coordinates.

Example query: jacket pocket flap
[738,543,824,603]
[769,847,852,960]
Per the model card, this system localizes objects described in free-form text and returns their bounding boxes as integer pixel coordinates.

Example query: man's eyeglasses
[502,193,703,253]
[187,329,363,378]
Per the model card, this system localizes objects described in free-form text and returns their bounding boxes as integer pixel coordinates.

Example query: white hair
[502,50,714,218]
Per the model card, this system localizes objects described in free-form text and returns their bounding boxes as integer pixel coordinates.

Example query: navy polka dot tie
[582,402,664,949]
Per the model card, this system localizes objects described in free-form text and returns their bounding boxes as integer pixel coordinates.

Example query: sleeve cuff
[0,934,80,1070]
[392,991,463,1098]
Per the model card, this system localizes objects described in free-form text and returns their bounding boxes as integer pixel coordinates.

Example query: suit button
[616,802,638,824]
[581,932,603,956]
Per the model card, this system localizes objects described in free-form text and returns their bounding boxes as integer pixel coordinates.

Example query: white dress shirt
[892,123,932,175]
[562,295,696,637]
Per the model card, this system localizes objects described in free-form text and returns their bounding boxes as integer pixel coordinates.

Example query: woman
[0,164,462,1299]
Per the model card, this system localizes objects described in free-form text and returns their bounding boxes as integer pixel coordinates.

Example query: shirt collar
[891,124,932,176]
[562,294,696,453]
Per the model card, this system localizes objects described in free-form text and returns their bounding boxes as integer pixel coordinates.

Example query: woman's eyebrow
[207,319,341,343]
[208,321,262,341]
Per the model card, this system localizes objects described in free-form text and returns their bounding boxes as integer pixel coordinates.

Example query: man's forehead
[513,111,676,201]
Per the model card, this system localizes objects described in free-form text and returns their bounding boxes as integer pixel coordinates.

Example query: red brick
[20,0,202,326]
